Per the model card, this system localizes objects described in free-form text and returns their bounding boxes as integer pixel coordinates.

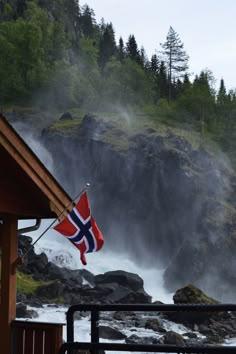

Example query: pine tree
[1,3,14,20]
[126,34,140,64]
[192,70,215,133]
[98,22,116,69]
[153,61,168,102]
[174,79,184,99]
[79,4,97,38]
[65,0,80,34]
[182,73,191,91]
[117,37,125,62]
[161,26,189,100]
[16,0,26,17]
[150,54,159,74]
[217,78,227,105]
[140,46,148,69]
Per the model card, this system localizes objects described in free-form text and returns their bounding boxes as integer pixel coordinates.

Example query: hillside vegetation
[0,0,236,165]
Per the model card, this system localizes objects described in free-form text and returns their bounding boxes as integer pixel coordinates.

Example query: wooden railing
[12,320,64,354]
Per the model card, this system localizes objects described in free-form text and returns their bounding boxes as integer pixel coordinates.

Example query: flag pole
[20,183,91,261]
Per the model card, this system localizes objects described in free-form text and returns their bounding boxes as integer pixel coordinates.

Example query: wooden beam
[0,216,18,354]
[0,116,72,217]
[0,179,51,218]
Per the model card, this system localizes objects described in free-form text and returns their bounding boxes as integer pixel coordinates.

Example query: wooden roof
[0,113,72,219]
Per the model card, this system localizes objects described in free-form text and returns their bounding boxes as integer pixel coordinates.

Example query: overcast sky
[80,0,236,91]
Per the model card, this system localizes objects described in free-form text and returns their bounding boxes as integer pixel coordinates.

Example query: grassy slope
[0,259,46,295]
[16,271,64,303]
[48,110,221,156]
[16,271,49,295]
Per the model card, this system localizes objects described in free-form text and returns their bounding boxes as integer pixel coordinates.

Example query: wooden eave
[0,114,72,219]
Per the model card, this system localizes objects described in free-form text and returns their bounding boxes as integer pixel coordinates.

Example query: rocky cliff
[38,114,236,302]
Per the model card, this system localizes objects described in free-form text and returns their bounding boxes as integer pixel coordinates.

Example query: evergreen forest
[1,0,236,163]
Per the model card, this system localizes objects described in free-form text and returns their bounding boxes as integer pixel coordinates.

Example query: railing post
[67,307,75,343]
[91,309,99,354]
[67,307,75,354]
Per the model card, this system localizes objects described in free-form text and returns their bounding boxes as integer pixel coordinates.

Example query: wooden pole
[0,216,18,354]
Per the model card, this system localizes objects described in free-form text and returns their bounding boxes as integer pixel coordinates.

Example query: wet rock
[159,331,185,346]
[80,281,151,304]
[43,263,83,285]
[16,303,38,319]
[134,317,147,328]
[99,325,127,339]
[25,296,43,307]
[94,270,144,292]
[98,282,131,303]
[18,235,33,254]
[63,290,81,305]
[164,284,221,325]
[80,269,95,287]
[16,292,27,303]
[60,112,72,120]
[145,318,166,333]
[126,334,158,344]
[36,281,65,299]
[205,334,224,344]
[173,284,219,304]
[163,285,236,344]
[27,252,48,277]
[183,332,198,339]
[113,311,137,321]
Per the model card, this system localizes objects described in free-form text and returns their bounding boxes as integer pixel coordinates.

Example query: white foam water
[19,219,173,303]
[18,220,236,352]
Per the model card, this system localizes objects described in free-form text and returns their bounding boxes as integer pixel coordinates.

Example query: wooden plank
[0,115,72,217]
[24,328,34,354]
[53,325,63,354]
[14,327,24,354]
[0,133,70,216]
[0,183,44,216]
[34,329,44,354]
[44,328,55,354]
[43,325,63,354]
[0,216,17,354]
[12,321,64,354]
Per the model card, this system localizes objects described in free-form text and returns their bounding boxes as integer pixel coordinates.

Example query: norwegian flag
[53,192,104,265]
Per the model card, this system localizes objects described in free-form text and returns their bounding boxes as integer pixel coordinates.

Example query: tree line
[0,0,236,157]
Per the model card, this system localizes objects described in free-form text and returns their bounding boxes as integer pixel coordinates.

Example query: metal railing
[58,303,236,353]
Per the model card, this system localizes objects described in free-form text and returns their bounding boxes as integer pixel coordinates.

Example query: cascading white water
[15,121,174,304]
[18,219,178,354]
[21,222,236,352]
[19,219,173,304]
[15,124,236,351]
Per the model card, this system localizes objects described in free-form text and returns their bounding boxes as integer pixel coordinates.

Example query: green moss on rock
[17,271,51,295]
[173,284,219,304]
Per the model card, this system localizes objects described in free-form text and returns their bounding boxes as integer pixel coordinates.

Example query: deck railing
[59,303,236,353]
[12,320,64,354]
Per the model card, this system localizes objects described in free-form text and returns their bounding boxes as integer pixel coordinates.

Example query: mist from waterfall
[14,118,236,303]
[14,121,173,303]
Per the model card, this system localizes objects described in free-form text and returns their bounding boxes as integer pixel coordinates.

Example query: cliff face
[41,115,236,301]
